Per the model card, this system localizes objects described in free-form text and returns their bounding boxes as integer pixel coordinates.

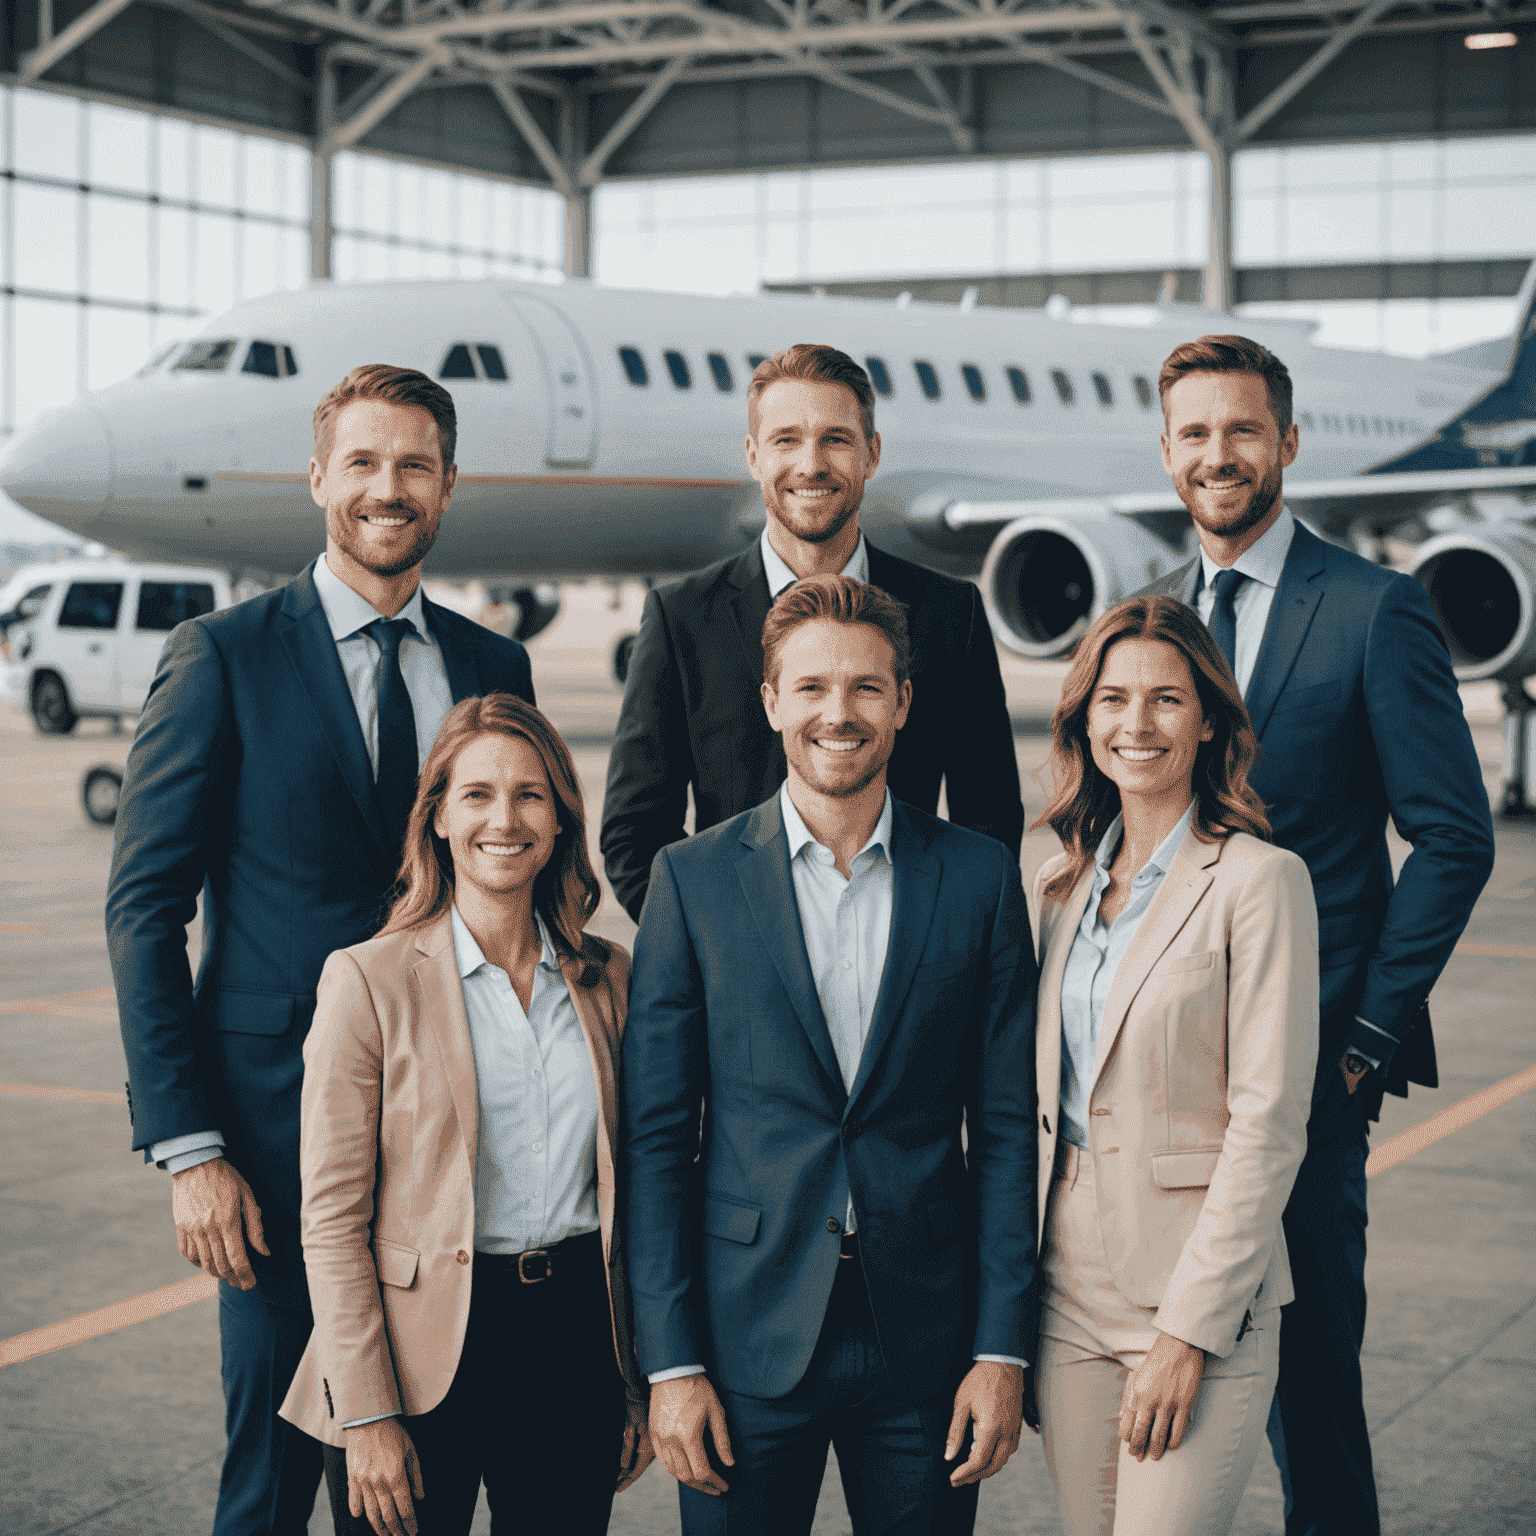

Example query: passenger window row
[438,343,509,381]
[1298,410,1423,438]
[616,345,1155,412]
[170,339,299,377]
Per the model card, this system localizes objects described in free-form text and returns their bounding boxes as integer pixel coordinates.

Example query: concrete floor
[1,581,1532,1535]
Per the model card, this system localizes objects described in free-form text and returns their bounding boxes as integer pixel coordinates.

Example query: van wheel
[82,765,123,826]
[32,673,78,735]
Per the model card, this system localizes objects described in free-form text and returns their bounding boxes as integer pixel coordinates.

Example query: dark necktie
[1208,569,1250,677]
[365,618,419,856]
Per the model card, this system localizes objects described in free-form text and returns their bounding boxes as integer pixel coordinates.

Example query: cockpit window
[440,344,477,380]
[439,343,508,382]
[242,340,300,378]
[477,345,508,381]
[174,339,238,372]
[137,342,181,377]
[284,345,299,377]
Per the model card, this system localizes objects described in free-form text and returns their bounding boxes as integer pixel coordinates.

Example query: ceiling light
[1463,32,1518,49]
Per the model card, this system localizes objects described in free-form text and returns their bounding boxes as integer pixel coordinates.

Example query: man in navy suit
[623,574,1037,1536]
[106,365,534,1536]
[1140,335,1495,1536]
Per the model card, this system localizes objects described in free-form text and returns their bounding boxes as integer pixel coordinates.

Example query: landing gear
[1500,680,1535,816]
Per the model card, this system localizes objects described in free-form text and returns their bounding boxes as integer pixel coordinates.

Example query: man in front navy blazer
[1140,336,1495,1536]
[624,575,1037,1535]
[106,365,534,1536]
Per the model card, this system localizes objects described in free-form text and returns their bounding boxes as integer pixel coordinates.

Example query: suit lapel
[1175,557,1200,605]
[1035,864,1097,1132]
[726,543,773,686]
[735,798,846,1103]
[1091,828,1219,1086]
[278,565,391,862]
[1243,523,1327,739]
[423,594,479,703]
[562,956,620,1211]
[412,915,481,1177]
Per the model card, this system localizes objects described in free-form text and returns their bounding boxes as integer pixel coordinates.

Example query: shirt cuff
[648,1365,707,1384]
[150,1131,226,1171]
[974,1355,1027,1369]
[342,1414,401,1429]
[1346,1017,1396,1071]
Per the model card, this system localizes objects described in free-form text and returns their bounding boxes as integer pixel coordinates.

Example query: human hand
[346,1419,424,1536]
[616,1401,655,1493]
[946,1361,1024,1485]
[1339,1051,1370,1096]
[171,1157,269,1288]
[1118,1331,1205,1462]
[649,1375,733,1496]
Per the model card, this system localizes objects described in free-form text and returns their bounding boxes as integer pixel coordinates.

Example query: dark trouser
[325,1231,627,1536]
[1267,1077,1380,1536]
[679,1251,978,1536]
[213,1281,324,1536]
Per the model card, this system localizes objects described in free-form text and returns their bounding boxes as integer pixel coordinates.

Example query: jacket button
[456,1249,470,1265]
[844,1122,861,1140]
[826,1217,841,1233]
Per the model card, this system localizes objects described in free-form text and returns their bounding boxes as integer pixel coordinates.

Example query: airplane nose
[0,403,113,529]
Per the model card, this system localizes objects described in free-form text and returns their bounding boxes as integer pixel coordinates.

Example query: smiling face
[761,616,910,800]
[745,379,882,547]
[1086,637,1213,814]
[1161,371,1298,551]
[432,732,561,905]
[311,399,457,582]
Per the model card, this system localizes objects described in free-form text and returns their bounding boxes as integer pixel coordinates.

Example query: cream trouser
[1036,1140,1280,1536]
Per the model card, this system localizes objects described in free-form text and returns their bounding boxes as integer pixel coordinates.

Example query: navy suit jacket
[1144,520,1495,1121]
[622,793,1038,1404]
[105,563,534,1307]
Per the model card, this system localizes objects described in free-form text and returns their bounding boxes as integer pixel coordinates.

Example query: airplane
[2,263,1535,804]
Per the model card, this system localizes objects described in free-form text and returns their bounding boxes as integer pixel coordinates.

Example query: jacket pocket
[1270,677,1340,716]
[1151,951,1216,977]
[1150,1145,1223,1189]
[375,1239,420,1289]
[201,990,298,1036]
[701,1194,761,1245]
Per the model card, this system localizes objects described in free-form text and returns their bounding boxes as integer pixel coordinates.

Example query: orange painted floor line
[1454,941,1536,960]
[0,1274,219,1370]
[0,1082,126,1104]
[1367,1061,1536,1178]
[0,986,117,1017]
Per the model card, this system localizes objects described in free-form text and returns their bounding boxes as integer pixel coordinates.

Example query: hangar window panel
[243,138,302,221]
[664,351,693,389]
[87,310,154,394]
[11,299,79,434]
[58,582,124,631]
[913,361,941,400]
[1051,371,1075,405]
[156,206,195,312]
[619,348,649,386]
[1133,376,1154,409]
[195,127,242,212]
[866,358,893,398]
[961,365,986,402]
[1091,373,1114,407]
[14,185,80,292]
[239,222,286,304]
[440,344,478,380]
[174,339,238,372]
[192,212,239,314]
[14,91,81,180]
[477,346,508,381]
[1006,367,1031,405]
[86,103,153,196]
[243,341,282,378]
[157,118,195,203]
[86,197,153,304]
[137,583,216,632]
[708,354,734,392]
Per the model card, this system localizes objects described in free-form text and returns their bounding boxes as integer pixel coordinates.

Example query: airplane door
[506,295,597,467]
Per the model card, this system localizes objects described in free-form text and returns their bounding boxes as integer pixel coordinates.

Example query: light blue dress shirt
[1058,803,1196,1150]
[1193,504,1294,697]
[760,528,869,598]
[151,556,459,1175]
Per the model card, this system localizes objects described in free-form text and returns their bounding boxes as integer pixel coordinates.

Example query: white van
[0,558,231,733]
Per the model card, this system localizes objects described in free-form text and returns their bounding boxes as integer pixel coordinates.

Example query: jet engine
[1409,524,1536,681]
[980,507,1187,659]
[487,583,561,643]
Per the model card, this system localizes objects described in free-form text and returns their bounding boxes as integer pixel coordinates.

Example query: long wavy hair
[379,693,611,985]
[1032,595,1270,903]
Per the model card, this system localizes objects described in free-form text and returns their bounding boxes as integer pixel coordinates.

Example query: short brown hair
[379,693,611,986]
[761,574,910,689]
[748,344,876,443]
[1031,595,1270,902]
[1158,334,1293,434]
[313,363,458,472]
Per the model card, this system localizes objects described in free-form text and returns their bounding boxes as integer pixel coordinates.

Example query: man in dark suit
[624,575,1037,1535]
[601,343,1023,921]
[1140,335,1495,1536]
[106,365,535,1536]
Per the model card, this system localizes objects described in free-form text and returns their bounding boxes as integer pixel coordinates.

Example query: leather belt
[474,1230,599,1284]
[840,1231,860,1261]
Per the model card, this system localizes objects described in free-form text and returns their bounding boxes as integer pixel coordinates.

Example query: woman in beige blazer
[279,693,651,1536]
[1029,596,1318,1536]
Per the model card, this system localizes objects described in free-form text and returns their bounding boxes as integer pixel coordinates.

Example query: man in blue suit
[106,365,534,1536]
[624,574,1037,1535]
[1140,335,1496,1536]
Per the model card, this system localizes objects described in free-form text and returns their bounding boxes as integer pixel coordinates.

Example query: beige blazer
[278,911,643,1448]
[1032,824,1319,1357]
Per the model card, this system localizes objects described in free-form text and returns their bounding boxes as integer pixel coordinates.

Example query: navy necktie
[365,618,419,856]
[1208,569,1250,677]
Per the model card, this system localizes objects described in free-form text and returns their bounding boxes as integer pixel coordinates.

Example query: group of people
[106,334,1496,1536]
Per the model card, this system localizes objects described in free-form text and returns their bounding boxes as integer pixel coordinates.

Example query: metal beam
[154,0,314,93]
[489,75,575,194]
[321,47,448,153]
[19,0,138,82]
[311,55,336,281]
[912,62,976,153]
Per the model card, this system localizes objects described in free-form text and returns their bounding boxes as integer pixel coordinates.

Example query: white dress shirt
[150,556,457,1174]
[760,528,869,598]
[1058,803,1196,1149]
[1194,505,1295,696]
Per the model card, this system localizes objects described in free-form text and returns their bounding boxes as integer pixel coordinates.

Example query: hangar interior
[0,0,1532,451]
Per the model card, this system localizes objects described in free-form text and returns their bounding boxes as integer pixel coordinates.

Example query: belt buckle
[517,1248,553,1284]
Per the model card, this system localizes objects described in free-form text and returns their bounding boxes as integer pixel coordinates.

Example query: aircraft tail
[1374,259,1536,473]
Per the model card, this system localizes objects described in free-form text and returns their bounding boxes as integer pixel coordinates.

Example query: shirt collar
[779,780,893,867]
[760,528,869,599]
[1092,799,1197,882]
[312,553,429,645]
[1197,503,1294,596]
[450,905,559,981]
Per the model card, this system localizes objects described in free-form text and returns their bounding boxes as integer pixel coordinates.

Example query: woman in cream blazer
[1029,596,1318,1536]
[280,694,650,1536]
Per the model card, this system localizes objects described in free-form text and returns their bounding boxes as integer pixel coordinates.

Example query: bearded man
[601,343,1024,923]
[106,364,534,1536]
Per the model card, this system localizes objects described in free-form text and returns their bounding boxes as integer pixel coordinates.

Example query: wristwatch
[1341,1050,1372,1078]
